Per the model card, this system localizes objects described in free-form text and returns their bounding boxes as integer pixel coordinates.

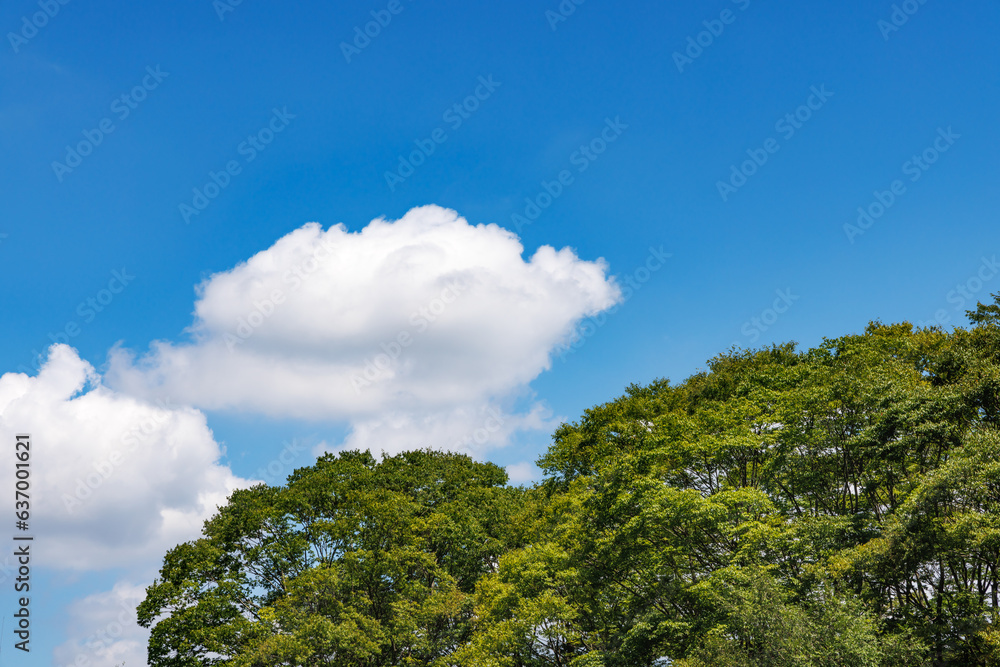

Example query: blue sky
[1,0,999,663]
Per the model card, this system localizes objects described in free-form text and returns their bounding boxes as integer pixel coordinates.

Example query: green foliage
[141,297,1000,666]
[139,450,524,666]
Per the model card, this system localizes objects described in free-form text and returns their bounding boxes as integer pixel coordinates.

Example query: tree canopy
[140,297,1000,666]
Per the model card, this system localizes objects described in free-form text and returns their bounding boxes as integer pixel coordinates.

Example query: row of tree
[138,300,1000,665]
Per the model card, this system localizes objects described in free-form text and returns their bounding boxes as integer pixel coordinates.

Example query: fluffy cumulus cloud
[0,344,246,571]
[52,582,149,667]
[0,206,618,665]
[330,401,560,458]
[505,461,543,485]
[107,205,620,453]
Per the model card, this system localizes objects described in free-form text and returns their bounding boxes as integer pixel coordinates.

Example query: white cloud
[506,461,542,485]
[52,581,149,667]
[0,206,621,665]
[326,400,560,459]
[0,206,619,664]
[106,205,620,454]
[0,344,247,571]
